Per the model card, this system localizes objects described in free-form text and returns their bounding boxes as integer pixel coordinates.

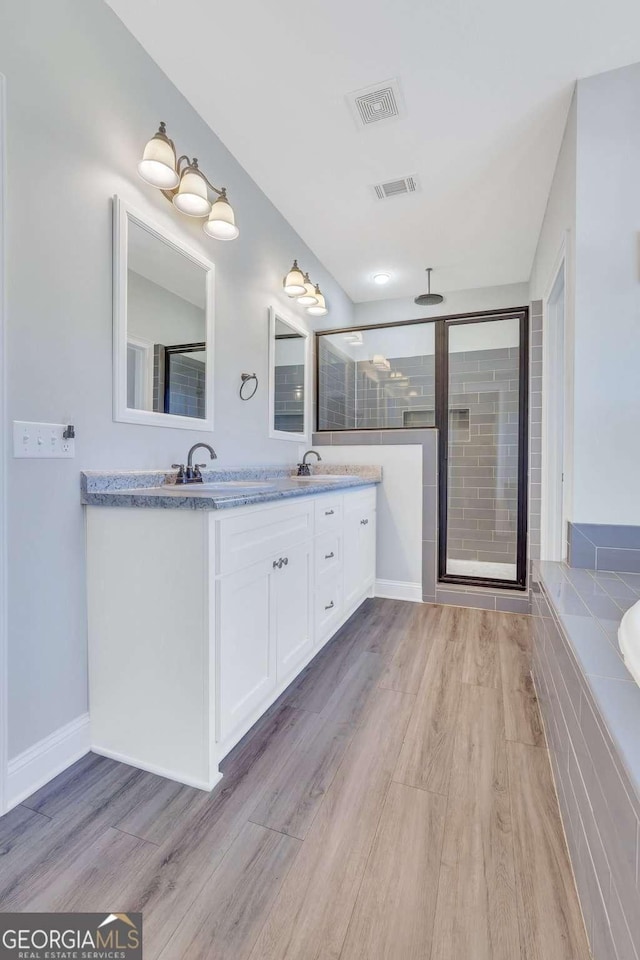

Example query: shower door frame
[436,308,529,591]
[314,305,529,591]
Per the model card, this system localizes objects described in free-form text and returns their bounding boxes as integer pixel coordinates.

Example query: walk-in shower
[316,307,529,588]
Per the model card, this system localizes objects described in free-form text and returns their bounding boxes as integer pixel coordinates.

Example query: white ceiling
[108,0,640,303]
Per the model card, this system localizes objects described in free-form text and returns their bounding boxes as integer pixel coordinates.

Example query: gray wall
[1,0,353,758]
[530,64,640,528]
[347,282,530,328]
[572,63,640,524]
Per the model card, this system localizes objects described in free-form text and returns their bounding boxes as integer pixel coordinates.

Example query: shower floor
[447,558,517,581]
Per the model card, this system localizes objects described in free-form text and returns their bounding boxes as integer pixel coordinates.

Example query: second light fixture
[283,260,328,317]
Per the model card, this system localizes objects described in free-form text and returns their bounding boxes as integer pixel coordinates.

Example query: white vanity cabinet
[216,536,314,745]
[344,488,377,610]
[86,484,376,792]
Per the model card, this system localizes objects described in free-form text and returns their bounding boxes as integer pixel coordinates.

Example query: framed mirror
[268,307,310,441]
[113,196,215,430]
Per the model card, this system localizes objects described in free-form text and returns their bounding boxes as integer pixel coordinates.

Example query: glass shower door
[440,313,527,587]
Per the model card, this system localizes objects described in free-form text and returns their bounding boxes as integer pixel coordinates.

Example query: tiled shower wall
[317,338,356,430]
[153,347,206,419]
[323,347,521,566]
[447,346,520,565]
[274,363,305,433]
[355,356,435,429]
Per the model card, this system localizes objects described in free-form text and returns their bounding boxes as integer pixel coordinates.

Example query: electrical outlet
[13,421,76,459]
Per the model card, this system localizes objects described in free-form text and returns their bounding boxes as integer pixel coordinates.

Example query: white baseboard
[91,744,220,793]
[7,713,90,811]
[375,579,423,603]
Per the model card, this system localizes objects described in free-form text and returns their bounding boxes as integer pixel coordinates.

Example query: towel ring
[239,372,258,401]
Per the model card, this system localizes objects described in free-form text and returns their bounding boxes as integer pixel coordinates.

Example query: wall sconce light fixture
[138,122,239,241]
[282,260,329,316]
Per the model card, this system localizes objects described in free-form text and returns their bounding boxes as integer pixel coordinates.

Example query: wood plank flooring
[0,599,590,960]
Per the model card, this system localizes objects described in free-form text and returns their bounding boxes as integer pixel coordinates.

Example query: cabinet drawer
[314,495,343,533]
[315,532,342,580]
[215,500,314,576]
[315,577,343,643]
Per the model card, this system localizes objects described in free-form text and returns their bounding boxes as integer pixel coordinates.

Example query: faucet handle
[171,464,186,485]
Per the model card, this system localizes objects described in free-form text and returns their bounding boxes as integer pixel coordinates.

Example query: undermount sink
[291,474,359,482]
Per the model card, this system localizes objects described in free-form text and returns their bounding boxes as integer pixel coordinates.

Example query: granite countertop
[81,464,381,511]
[534,559,640,796]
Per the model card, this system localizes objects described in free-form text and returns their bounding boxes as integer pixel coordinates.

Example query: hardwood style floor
[0,599,590,960]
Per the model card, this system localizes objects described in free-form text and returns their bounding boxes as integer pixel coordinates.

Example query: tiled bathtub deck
[532,560,640,960]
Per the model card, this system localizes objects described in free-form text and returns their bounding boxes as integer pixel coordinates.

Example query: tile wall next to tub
[569,522,640,573]
[532,560,640,960]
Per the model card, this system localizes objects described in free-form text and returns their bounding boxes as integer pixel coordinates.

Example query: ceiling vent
[372,175,420,201]
[347,78,404,128]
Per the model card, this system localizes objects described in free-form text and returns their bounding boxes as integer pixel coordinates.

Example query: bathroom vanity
[83,467,379,790]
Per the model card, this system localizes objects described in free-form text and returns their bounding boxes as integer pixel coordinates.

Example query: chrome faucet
[172,443,217,484]
[297,449,322,477]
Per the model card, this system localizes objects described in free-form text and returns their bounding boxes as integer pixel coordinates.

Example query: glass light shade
[137,131,179,189]
[373,273,390,285]
[283,260,306,297]
[306,286,328,316]
[173,167,211,217]
[204,195,239,240]
[297,274,318,306]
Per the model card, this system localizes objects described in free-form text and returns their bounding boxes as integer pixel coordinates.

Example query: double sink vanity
[90,198,381,790]
[82,460,380,790]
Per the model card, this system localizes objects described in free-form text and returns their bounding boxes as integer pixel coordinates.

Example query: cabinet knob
[360,518,368,525]
[282,557,288,566]
[325,509,335,516]
[324,551,334,560]
[324,600,335,611]
[273,559,280,569]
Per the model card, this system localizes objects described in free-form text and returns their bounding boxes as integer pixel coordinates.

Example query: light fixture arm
[160,152,227,203]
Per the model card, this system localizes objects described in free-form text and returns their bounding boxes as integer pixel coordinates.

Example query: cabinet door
[344,499,376,612]
[274,539,314,684]
[216,560,276,743]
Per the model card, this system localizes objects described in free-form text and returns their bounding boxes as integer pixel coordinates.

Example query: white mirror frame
[113,195,215,430]
[268,306,311,442]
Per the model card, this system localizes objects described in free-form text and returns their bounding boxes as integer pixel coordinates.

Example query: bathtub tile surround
[532,560,640,960]
[569,522,640,573]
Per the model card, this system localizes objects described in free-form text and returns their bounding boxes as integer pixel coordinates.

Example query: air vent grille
[372,175,420,201]
[346,78,404,128]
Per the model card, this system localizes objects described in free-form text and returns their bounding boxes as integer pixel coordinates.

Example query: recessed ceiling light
[373,273,390,285]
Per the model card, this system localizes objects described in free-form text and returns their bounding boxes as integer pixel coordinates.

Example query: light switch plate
[13,421,76,458]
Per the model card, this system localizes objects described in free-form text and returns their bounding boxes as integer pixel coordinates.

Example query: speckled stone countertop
[81,464,381,511]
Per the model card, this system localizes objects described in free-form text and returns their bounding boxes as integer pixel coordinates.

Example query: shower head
[414,267,444,306]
